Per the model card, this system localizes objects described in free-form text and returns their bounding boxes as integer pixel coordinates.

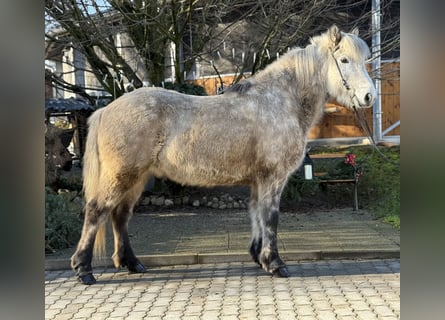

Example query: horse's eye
[340,57,349,64]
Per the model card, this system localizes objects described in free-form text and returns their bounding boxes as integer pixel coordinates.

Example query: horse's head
[313,25,376,109]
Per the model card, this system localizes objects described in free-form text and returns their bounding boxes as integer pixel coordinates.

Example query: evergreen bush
[45,188,83,253]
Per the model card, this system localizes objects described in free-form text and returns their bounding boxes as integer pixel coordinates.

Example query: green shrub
[45,187,83,253]
[57,169,83,191]
[282,174,319,202]
[283,145,400,229]
[353,146,400,228]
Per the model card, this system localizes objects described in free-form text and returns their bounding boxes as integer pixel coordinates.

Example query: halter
[330,47,397,164]
[330,46,361,108]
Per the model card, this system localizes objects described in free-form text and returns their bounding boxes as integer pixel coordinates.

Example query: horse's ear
[328,25,341,47]
[350,27,359,36]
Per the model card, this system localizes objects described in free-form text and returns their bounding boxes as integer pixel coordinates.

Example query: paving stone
[355,310,379,320]
[109,306,132,317]
[338,316,357,320]
[220,315,239,320]
[44,309,61,319]
[239,309,258,319]
[163,311,183,320]
[349,300,372,311]
[386,299,400,312]
[316,310,337,320]
[202,310,221,319]
[95,304,115,313]
[45,259,400,320]
[297,315,319,320]
[258,303,276,315]
[49,299,72,310]
[116,297,138,307]
[172,292,190,301]
[334,305,355,317]
[184,304,204,315]
[106,294,127,303]
[76,307,99,317]
[295,304,316,316]
[240,299,258,310]
[277,309,298,319]
[293,295,312,306]
[182,315,201,320]
[275,299,295,310]
[343,291,364,301]
[61,303,84,314]
[220,304,239,315]
[132,303,152,313]
[86,312,110,320]
[311,299,331,311]
[374,305,397,317]
[203,300,222,310]
[258,296,275,305]
[329,296,349,307]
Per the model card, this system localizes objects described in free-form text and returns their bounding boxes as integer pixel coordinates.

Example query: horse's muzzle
[364,92,375,106]
[354,91,376,108]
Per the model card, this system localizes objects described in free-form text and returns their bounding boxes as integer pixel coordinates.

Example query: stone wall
[137,192,249,210]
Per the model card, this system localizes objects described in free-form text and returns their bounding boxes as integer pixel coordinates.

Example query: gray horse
[71,25,376,284]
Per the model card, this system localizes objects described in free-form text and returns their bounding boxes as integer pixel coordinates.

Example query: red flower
[344,153,356,167]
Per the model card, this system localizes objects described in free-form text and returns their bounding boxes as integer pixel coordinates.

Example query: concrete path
[45,208,399,270]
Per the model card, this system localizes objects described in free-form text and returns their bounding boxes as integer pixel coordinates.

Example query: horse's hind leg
[110,189,146,274]
[110,172,152,272]
[71,201,111,285]
[256,180,290,278]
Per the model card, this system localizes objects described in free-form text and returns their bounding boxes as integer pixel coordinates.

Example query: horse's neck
[258,53,328,131]
[297,91,327,132]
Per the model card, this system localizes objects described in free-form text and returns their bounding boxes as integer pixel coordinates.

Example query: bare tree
[205,0,399,79]
[45,0,399,99]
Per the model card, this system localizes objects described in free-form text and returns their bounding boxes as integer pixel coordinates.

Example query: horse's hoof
[128,262,146,274]
[273,266,290,278]
[78,273,96,285]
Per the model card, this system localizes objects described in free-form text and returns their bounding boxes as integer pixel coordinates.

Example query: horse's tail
[82,108,107,259]
[94,223,107,259]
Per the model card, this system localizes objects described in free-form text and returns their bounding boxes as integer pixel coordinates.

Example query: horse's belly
[154,159,252,187]
[154,144,254,187]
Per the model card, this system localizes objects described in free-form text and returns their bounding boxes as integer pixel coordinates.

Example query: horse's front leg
[257,183,290,278]
[248,183,262,265]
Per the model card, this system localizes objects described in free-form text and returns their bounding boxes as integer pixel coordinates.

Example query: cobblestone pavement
[45,258,400,320]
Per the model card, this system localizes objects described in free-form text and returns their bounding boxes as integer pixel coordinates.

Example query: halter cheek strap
[330,48,361,108]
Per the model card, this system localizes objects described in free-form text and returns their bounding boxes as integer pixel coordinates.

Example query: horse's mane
[224,28,370,95]
[225,81,253,94]
[224,46,322,95]
[310,30,370,61]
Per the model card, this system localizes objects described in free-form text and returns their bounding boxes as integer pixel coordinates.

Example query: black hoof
[78,273,96,285]
[273,266,290,278]
[249,239,263,266]
[128,262,146,274]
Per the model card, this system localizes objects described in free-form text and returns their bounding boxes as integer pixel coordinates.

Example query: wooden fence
[188,61,400,140]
